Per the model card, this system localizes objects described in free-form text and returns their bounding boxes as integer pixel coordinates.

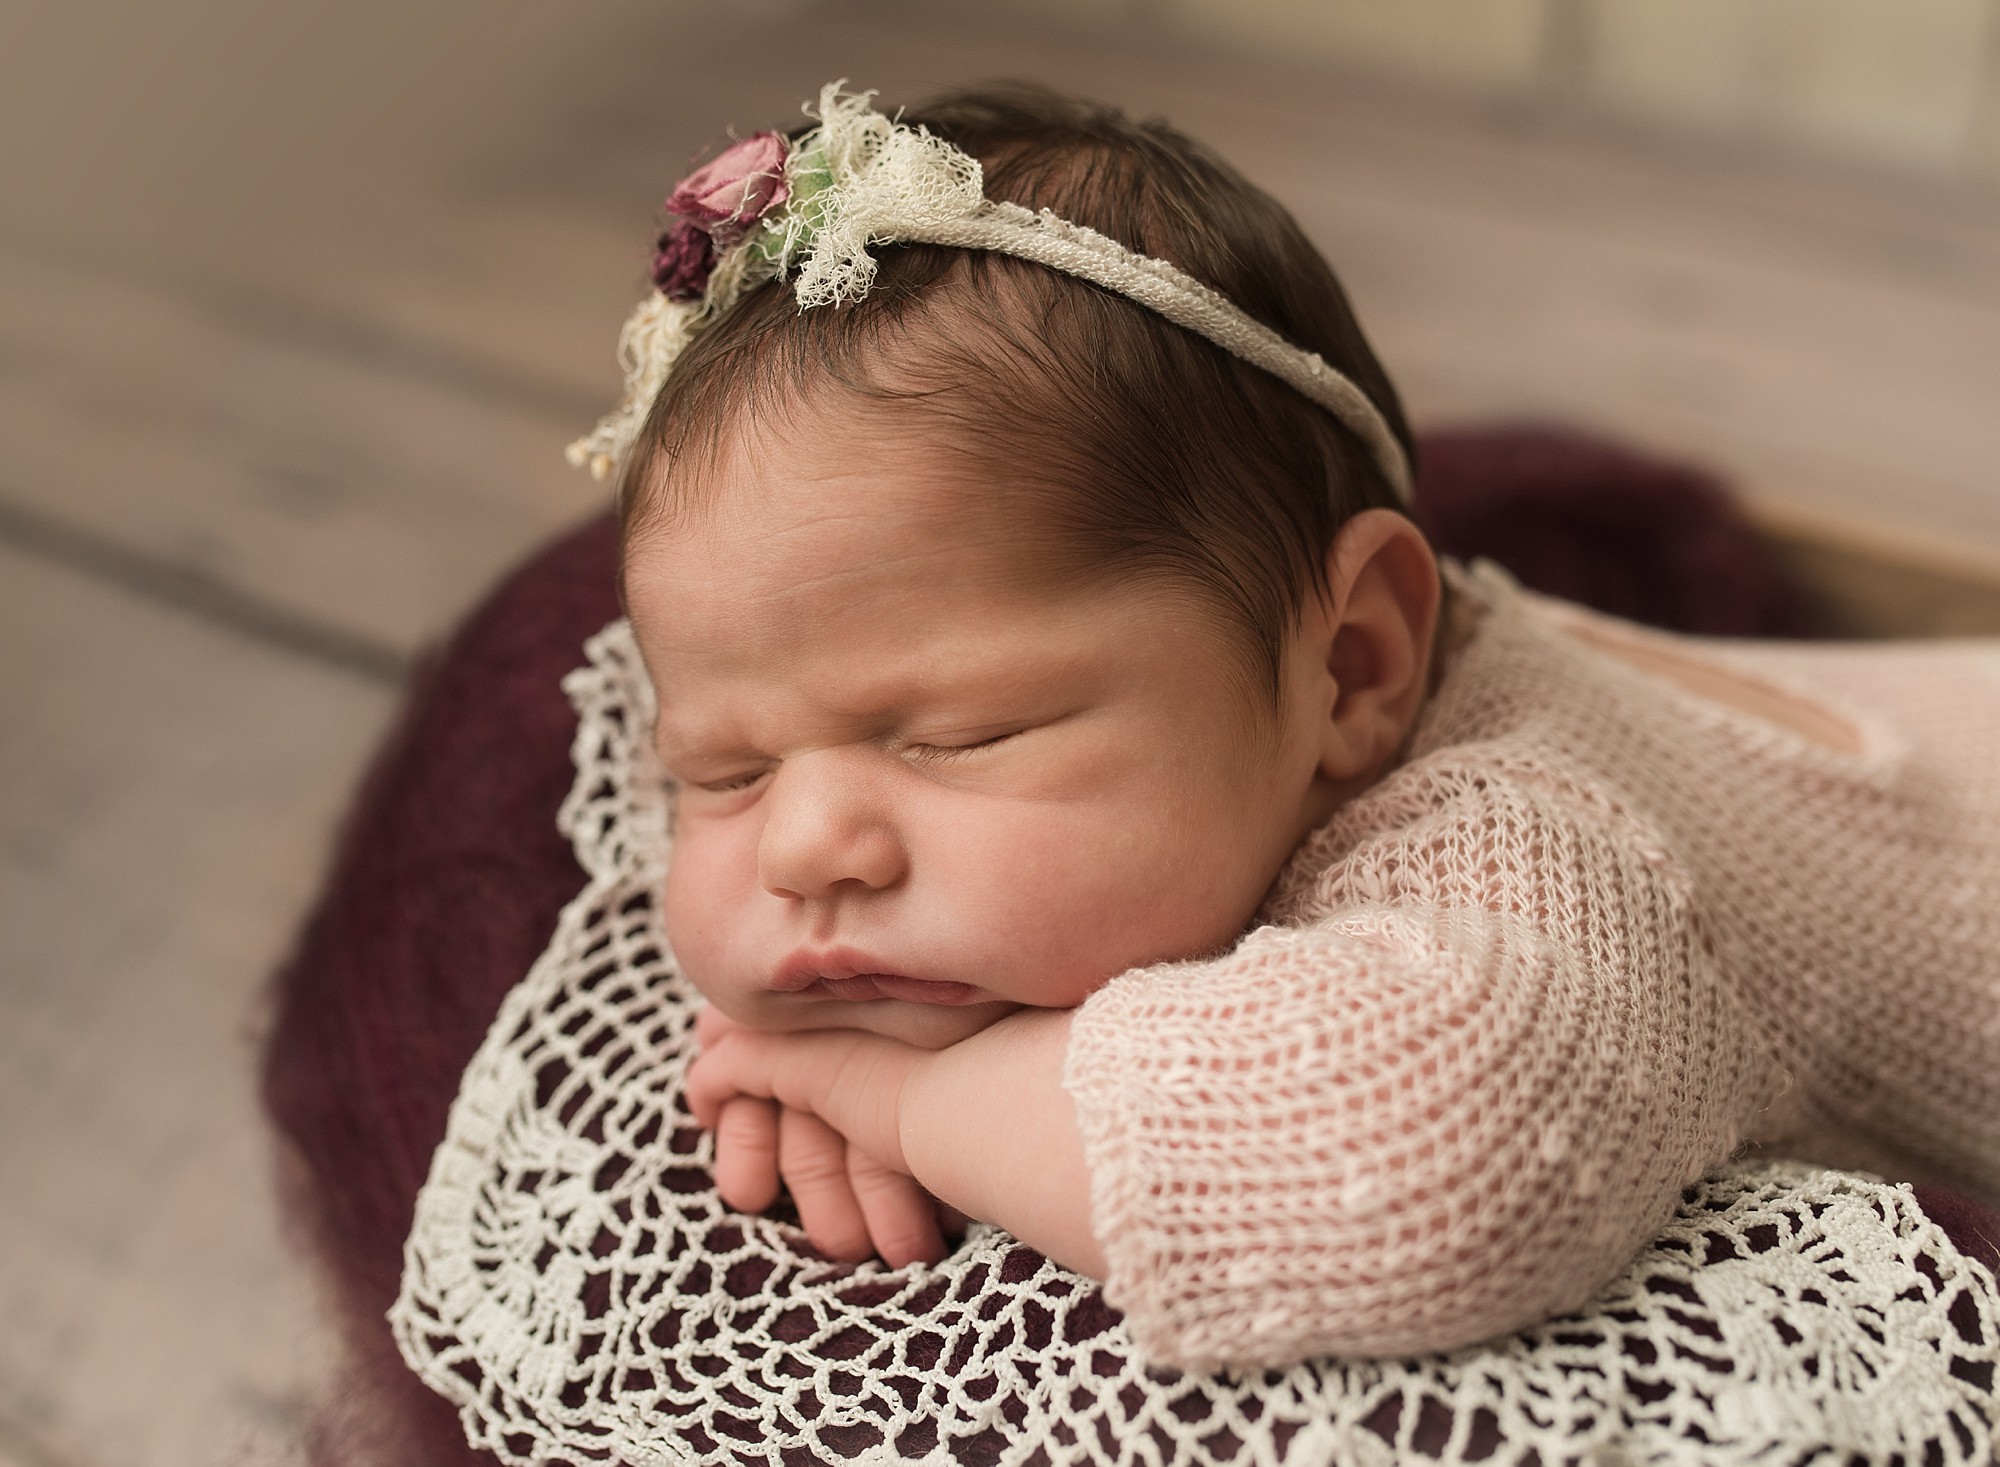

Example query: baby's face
[624,419,1340,1048]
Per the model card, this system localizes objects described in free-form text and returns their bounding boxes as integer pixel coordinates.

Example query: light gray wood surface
[0,545,385,1467]
[1,2,1995,1462]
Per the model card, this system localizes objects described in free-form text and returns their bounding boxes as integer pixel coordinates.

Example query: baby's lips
[811,975,986,1006]
[768,944,904,992]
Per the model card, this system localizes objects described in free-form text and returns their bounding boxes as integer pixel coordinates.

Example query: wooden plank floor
[0,547,379,1467]
[1,2,1996,1462]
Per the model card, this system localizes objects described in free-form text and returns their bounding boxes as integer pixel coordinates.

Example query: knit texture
[1070,561,2000,1368]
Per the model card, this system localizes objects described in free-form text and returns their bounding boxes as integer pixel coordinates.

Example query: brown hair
[619,84,1416,699]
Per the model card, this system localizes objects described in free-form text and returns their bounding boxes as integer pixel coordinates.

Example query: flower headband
[567,84,1413,503]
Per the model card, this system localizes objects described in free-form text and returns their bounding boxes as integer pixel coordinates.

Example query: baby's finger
[684,1039,759,1129]
[693,1005,742,1049]
[778,1108,872,1262]
[713,1096,782,1213]
[847,1148,946,1268]
[684,1026,919,1175]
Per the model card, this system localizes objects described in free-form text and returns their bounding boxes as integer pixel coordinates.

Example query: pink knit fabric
[1068,562,2000,1369]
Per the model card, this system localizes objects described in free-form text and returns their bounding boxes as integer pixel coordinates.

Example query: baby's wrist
[896,1009,1074,1206]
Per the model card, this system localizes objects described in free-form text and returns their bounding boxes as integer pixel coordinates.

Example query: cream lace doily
[392,620,2000,1465]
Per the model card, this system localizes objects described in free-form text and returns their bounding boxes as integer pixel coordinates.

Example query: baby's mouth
[805,974,986,1006]
[769,949,985,1006]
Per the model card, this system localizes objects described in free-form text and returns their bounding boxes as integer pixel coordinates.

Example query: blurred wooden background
[1,2,1997,1463]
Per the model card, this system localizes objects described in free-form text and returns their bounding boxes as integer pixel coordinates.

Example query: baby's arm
[688,1005,1103,1274]
[1060,764,1775,1368]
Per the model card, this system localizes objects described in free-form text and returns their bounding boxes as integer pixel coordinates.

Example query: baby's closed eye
[675,729,1024,797]
[904,729,1023,763]
[692,768,771,794]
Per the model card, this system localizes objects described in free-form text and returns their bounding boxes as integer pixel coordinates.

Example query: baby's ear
[1312,509,1441,782]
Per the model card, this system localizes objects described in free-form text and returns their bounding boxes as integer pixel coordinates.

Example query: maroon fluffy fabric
[1413,426,1823,638]
[261,428,1983,1465]
[264,514,623,1464]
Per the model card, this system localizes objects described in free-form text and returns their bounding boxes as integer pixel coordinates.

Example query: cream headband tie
[568,84,1413,503]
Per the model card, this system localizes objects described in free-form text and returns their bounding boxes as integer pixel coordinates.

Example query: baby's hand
[691,1007,951,1268]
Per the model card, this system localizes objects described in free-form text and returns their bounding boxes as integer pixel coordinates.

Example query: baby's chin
[856,998,1029,1048]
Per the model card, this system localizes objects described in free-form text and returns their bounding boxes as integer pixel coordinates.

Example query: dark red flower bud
[650,220,716,301]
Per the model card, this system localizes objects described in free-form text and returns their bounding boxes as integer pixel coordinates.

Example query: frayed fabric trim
[565,83,1411,502]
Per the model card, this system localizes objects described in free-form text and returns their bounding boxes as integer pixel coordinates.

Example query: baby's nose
[755,752,908,900]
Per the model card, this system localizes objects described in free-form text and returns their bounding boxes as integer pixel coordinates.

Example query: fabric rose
[666,131,790,243]
[650,220,716,300]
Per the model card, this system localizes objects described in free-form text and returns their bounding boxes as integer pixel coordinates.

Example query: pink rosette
[666,131,790,244]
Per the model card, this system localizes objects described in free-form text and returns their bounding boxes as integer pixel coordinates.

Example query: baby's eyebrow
[652,720,750,765]
[652,705,898,765]
[648,702,732,754]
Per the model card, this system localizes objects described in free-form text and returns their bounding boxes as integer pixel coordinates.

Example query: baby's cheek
[662,836,752,1009]
[1002,818,1260,995]
[944,826,1156,1005]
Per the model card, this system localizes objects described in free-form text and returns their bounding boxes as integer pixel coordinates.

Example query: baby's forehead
[630,414,1086,598]
[632,523,1214,761]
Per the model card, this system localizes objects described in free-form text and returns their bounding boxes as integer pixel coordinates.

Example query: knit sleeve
[1062,758,1776,1369]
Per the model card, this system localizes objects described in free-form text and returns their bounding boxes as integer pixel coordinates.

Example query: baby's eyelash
[685,733,1020,790]
[693,769,768,794]
[909,731,1017,762]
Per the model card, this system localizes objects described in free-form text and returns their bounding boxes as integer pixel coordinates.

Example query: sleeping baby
[556,82,2000,1371]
